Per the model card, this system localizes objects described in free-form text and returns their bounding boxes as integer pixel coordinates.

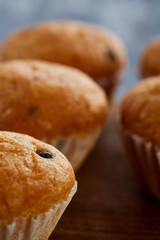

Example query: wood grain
[50,103,160,240]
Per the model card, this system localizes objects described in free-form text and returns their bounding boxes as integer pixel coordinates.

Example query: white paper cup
[121,128,160,200]
[0,182,77,240]
[43,129,101,171]
[95,76,118,99]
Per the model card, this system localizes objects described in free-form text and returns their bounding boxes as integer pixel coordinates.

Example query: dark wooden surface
[50,104,160,240]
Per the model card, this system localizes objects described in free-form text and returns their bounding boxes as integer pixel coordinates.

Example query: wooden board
[50,103,160,240]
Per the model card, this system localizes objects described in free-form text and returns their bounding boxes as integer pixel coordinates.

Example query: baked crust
[140,36,160,78]
[1,21,126,79]
[0,131,75,223]
[121,76,160,148]
[0,60,108,139]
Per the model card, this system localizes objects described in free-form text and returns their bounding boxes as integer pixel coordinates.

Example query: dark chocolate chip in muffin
[28,106,37,115]
[37,151,53,159]
[105,49,116,62]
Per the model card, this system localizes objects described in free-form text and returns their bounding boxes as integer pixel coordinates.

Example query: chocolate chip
[105,49,116,62]
[28,106,37,115]
[37,151,53,159]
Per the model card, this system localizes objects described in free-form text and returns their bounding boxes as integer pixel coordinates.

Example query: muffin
[121,76,160,200]
[0,59,108,171]
[0,131,77,240]
[140,36,160,78]
[0,21,126,98]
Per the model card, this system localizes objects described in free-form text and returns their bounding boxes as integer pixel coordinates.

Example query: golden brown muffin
[0,21,126,97]
[0,59,107,139]
[0,131,75,224]
[0,59,107,170]
[121,76,160,148]
[120,77,160,200]
[140,36,160,78]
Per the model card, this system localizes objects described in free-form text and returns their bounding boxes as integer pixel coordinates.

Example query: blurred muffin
[0,60,108,170]
[0,21,126,98]
[0,131,76,240]
[121,76,160,200]
[140,36,160,78]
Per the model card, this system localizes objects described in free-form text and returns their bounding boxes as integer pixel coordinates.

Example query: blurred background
[0,0,159,98]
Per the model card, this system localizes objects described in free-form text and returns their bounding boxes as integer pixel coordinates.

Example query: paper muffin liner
[121,128,160,200]
[0,182,77,240]
[95,76,119,99]
[43,129,101,171]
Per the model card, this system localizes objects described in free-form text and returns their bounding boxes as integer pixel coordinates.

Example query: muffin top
[140,36,160,78]
[0,131,75,223]
[121,76,160,148]
[1,21,126,79]
[0,60,108,139]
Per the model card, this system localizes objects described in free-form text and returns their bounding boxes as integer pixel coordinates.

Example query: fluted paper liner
[121,128,160,200]
[43,130,101,171]
[95,76,119,99]
[0,182,77,240]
